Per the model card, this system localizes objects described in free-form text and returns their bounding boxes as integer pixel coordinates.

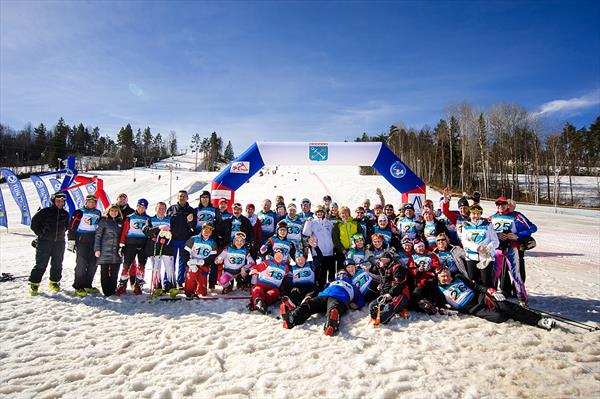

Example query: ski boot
[116,280,127,296]
[133,279,144,295]
[84,287,100,294]
[279,302,295,329]
[537,317,556,331]
[254,299,267,314]
[281,296,296,311]
[48,280,61,292]
[324,308,340,336]
[29,282,40,296]
[417,299,438,315]
[74,288,87,297]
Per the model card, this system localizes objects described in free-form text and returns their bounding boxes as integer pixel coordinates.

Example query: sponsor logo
[407,193,425,213]
[390,161,406,179]
[7,175,17,184]
[230,161,250,174]
[212,190,232,200]
[34,180,44,188]
[309,143,328,161]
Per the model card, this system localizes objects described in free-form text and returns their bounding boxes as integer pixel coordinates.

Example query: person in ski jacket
[117,198,151,295]
[436,267,555,330]
[248,248,288,314]
[367,251,411,325]
[94,204,124,296]
[68,194,102,296]
[143,201,177,297]
[302,205,335,289]
[184,222,218,297]
[215,231,255,294]
[432,233,468,277]
[461,205,499,289]
[280,270,364,336]
[28,192,70,295]
[167,190,196,288]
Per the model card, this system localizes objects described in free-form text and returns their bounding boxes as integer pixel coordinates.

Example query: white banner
[256,142,382,166]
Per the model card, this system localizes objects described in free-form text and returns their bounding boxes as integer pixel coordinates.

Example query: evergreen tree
[117,123,134,168]
[49,117,69,167]
[224,140,235,162]
[33,123,48,161]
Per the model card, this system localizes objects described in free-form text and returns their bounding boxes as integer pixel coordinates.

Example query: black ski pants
[466,259,494,289]
[315,255,336,291]
[471,300,541,326]
[291,296,347,326]
[29,239,65,284]
[100,263,120,296]
[73,240,98,289]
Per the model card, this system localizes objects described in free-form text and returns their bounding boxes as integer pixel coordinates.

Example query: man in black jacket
[116,192,135,218]
[28,192,70,295]
[167,190,196,289]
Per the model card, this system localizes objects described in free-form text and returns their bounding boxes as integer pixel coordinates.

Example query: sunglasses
[436,239,447,242]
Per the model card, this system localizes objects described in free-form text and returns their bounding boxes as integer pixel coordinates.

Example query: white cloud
[535,90,600,116]
[128,83,144,97]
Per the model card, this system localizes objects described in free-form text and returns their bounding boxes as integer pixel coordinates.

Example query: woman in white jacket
[302,205,335,290]
[459,205,499,288]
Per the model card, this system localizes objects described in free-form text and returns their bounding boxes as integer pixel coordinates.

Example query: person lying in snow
[436,267,556,330]
[280,270,365,336]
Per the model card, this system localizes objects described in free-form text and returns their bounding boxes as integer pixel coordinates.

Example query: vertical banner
[0,188,7,228]
[71,186,85,209]
[30,175,51,208]
[49,178,70,213]
[1,168,32,225]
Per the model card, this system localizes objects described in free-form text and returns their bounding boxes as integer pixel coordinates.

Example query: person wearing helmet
[28,192,70,296]
[280,268,364,336]
[117,198,151,295]
[345,233,370,265]
[68,194,102,296]
[214,231,256,294]
[259,220,296,261]
[143,202,177,297]
[184,222,218,297]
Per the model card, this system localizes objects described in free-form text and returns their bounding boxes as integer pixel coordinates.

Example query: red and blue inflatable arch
[211,142,426,211]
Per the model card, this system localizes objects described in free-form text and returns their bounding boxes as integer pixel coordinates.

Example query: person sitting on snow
[280,270,364,336]
[436,267,555,330]
[248,248,287,314]
[368,251,411,325]
[281,252,317,308]
[214,231,255,294]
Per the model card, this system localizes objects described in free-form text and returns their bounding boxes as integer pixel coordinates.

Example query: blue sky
[1,0,599,154]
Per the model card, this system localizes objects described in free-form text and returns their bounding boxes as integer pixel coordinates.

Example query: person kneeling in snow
[436,267,556,330]
[367,251,411,325]
[280,270,365,336]
[281,252,317,308]
[184,222,218,297]
[214,232,255,294]
[248,248,287,314]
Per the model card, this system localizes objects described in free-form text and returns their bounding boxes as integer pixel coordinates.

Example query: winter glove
[67,240,76,253]
[31,239,38,248]
[487,288,505,302]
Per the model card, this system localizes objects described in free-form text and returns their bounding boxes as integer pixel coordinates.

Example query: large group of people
[27,184,555,336]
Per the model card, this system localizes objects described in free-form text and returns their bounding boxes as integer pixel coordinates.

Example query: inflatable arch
[38,156,111,215]
[211,142,426,211]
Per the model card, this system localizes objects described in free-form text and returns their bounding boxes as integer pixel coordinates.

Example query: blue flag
[0,188,7,228]
[30,175,51,208]
[49,178,70,213]
[1,168,31,225]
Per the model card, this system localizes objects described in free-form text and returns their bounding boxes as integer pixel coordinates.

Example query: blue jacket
[318,277,365,308]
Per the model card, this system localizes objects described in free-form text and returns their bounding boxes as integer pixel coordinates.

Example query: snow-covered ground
[1,154,599,399]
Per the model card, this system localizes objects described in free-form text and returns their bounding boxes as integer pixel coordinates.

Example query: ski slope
[0,154,599,399]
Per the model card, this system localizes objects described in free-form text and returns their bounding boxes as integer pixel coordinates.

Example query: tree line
[356,103,599,207]
[0,117,178,171]
[190,131,235,172]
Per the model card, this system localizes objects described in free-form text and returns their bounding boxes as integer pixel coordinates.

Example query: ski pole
[527,305,599,332]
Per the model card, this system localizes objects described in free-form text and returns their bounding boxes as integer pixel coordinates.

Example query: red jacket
[408,251,441,287]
